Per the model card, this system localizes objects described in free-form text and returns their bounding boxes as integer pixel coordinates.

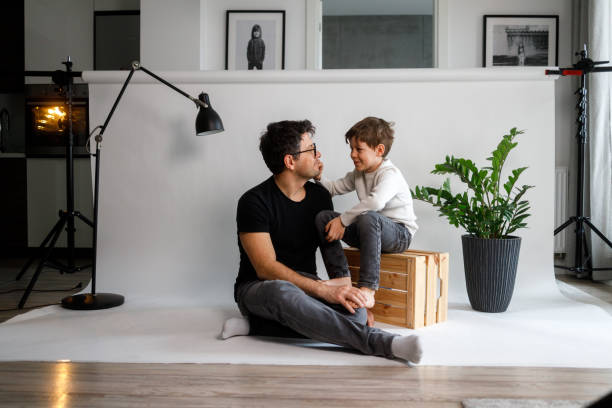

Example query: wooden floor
[0,363,610,407]
[1,257,612,407]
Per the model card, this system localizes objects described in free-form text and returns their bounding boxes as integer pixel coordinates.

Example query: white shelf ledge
[83,67,558,85]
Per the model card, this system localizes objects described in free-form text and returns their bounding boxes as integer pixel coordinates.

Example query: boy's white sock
[221,317,250,339]
[391,335,423,364]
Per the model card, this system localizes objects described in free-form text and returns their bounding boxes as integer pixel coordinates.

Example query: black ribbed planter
[462,235,521,313]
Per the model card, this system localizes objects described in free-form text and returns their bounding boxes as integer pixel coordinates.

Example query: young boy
[315,117,418,312]
[247,24,265,70]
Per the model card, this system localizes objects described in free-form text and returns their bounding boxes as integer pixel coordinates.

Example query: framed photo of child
[225,10,286,70]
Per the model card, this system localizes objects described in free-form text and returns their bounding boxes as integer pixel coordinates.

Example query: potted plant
[412,128,533,312]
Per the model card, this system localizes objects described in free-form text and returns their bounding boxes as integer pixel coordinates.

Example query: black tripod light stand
[546,45,612,279]
[16,58,94,308]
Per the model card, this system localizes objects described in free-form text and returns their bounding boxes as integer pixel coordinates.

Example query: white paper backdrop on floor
[0,285,610,367]
[2,69,611,367]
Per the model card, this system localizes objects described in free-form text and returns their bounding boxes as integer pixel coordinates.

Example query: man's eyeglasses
[290,143,317,157]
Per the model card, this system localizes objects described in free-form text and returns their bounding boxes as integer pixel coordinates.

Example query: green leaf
[442,178,451,192]
[413,128,532,238]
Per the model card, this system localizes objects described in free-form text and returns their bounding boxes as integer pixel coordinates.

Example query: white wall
[201,0,307,70]
[25,0,95,73]
[85,69,557,306]
[441,0,577,266]
[140,0,200,70]
[25,0,141,73]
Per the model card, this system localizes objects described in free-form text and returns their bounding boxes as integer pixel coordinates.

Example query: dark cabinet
[0,1,25,93]
[0,157,27,251]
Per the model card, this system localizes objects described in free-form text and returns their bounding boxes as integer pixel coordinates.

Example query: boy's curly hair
[345,117,395,157]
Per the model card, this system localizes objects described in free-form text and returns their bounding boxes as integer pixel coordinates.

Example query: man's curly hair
[259,120,316,175]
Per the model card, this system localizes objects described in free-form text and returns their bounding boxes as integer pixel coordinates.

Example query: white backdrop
[84,68,556,307]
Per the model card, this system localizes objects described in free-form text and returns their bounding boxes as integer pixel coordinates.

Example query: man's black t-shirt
[235,177,333,295]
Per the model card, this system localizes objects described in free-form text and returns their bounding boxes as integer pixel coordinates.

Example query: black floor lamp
[61,61,224,310]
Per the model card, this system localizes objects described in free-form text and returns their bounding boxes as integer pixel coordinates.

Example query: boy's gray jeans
[235,276,397,358]
[315,210,412,290]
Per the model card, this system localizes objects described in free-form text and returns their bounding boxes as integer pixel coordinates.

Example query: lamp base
[61,293,124,310]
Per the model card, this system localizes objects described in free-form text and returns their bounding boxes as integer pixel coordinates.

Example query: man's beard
[297,166,320,180]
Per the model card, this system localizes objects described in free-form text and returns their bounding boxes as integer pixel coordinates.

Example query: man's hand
[320,278,363,312]
[313,161,323,181]
[317,283,368,314]
[325,216,345,242]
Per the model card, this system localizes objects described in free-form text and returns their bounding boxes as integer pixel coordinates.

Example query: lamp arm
[138,64,207,108]
[97,61,206,141]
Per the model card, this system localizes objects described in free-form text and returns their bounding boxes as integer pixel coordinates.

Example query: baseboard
[0,247,93,259]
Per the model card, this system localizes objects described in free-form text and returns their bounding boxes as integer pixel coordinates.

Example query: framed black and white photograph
[225,10,285,70]
[483,15,558,67]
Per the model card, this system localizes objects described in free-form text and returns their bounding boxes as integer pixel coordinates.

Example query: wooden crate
[343,248,449,329]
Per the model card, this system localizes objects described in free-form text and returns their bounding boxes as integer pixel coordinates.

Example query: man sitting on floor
[220,119,422,365]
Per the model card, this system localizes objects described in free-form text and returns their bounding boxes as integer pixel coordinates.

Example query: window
[322,0,433,69]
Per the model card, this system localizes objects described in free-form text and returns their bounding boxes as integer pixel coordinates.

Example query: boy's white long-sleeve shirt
[318,159,418,236]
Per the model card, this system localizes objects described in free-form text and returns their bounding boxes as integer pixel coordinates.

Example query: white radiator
[554,166,569,254]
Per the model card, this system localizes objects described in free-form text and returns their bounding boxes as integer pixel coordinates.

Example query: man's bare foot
[359,287,376,308]
[366,309,375,327]
[346,301,374,326]
[321,277,352,287]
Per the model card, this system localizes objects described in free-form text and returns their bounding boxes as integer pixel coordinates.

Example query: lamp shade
[196,93,224,136]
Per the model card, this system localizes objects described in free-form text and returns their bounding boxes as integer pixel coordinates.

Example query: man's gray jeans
[235,276,398,358]
[315,210,412,290]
